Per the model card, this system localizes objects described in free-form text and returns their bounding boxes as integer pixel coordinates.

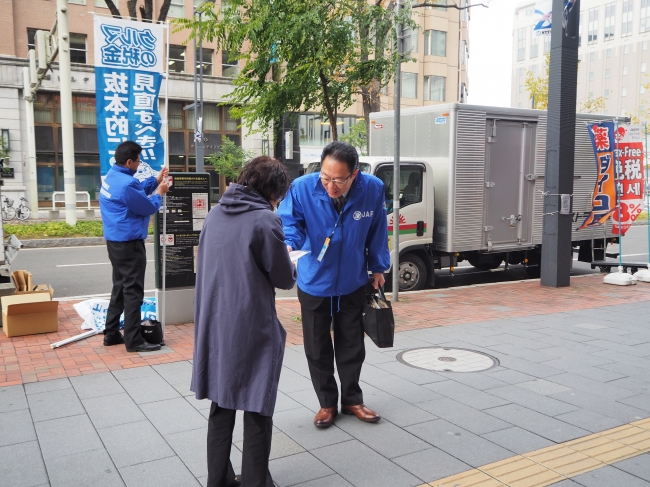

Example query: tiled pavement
[1,275,650,486]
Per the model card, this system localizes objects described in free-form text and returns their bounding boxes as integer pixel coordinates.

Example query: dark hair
[320,141,359,173]
[238,156,291,203]
[114,141,142,166]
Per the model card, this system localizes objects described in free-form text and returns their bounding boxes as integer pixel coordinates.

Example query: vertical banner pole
[392,0,401,302]
[161,21,170,333]
[615,120,624,270]
[646,122,649,267]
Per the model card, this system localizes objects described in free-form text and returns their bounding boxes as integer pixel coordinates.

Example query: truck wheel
[467,255,503,270]
[398,253,427,291]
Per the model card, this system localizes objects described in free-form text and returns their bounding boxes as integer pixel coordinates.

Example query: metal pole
[22,68,39,219]
[193,14,198,173]
[646,122,649,266]
[162,21,170,333]
[615,119,623,269]
[392,0,401,301]
[539,0,580,287]
[57,0,77,225]
[197,10,205,173]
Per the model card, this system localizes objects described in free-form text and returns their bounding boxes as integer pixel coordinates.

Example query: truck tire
[467,254,503,270]
[398,253,427,291]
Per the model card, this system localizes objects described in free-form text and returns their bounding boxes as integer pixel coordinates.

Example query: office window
[643,63,647,72]
[606,68,611,78]
[588,8,598,44]
[623,65,629,75]
[424,30,446,57]
[519,67,524,76]
[643,0,650,32]
[70,34,87,64]
[590,51,596,61]
[168,0,185,18]
[642,86,647,94]
[605,89,610,97]
[195,49,213,76]
[644,41,649,50]
[589,92,593,100]
[519,84,523,93]
[169,45,186,73]
[622,87,627,96]
[424,75,445,101]
[401,72,417,99]
[460,39,467,65]
[517,28,526,61]
[403,27,419,54]
[27,28,37,51]
[222,50,239,77]
[544,35,551,54]
[624,44,630,54]
[605,3,615,40]
[530,35,539,58]
[622,0,633,37]
[532,64,537,74]
[606,48,612,57]
[589,71,594,81]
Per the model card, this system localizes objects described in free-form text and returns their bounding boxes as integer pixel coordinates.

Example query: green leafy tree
[525,53,606,113]
[0,136,9,165]
[207,136,255,195]
[176,0,414,142]
[341,120,368,155]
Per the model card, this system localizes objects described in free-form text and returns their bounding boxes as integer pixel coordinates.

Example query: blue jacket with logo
[99,164,162,242]
[278,172,390,297]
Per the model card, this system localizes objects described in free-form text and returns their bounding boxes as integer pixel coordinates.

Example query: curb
[19,235,155,248]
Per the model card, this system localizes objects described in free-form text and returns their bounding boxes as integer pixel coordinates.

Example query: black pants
[105,239,147,349]
[207,403,274,487]
[298,285,366,408]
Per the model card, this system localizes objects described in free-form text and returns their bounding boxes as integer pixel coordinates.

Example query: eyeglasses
[319,172,354,187]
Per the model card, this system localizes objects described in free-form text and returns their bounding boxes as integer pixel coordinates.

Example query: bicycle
[2,197,15,221]
[15,197,30,220]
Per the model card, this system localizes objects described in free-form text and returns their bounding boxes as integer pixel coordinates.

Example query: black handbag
[140,319,164,345]
[362,287,394,348]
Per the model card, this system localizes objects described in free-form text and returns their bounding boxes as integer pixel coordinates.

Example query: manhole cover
[397,347,499,373]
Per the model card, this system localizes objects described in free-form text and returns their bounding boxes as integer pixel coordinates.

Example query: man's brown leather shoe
[341,404,381,423]
[314,407,338,428]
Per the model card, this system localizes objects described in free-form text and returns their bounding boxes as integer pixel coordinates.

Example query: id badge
[317,237,331,262]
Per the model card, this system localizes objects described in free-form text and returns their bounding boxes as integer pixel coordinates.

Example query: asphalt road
[12,225,650,299]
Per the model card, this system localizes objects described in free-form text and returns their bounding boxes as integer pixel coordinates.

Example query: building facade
[0,0,469,208]
[512,0,650,118]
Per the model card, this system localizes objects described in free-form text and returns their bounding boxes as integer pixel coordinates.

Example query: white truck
[353,103,621,291]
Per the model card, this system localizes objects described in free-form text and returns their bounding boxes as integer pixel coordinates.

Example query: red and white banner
[612,124,645,236]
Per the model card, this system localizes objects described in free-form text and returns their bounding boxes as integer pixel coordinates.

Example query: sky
[468,0,520,107]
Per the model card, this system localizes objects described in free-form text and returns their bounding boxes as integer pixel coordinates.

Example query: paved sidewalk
[1,276,650,486]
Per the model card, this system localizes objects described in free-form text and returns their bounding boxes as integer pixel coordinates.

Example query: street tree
[177,0,414,143]
[207,136,255,195]
[341,120,368,155]
[525,53,606,113]
[103,0,173,22]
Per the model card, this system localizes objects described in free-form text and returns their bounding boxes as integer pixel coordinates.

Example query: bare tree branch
[103,0,122,18]
[127,0,138,19]
[158,0,172,22]
[411,1,489,9]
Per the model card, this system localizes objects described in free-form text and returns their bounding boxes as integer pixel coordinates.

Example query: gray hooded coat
[191,184,297,417]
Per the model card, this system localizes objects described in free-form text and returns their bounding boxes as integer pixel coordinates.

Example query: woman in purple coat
[192,156,297,487]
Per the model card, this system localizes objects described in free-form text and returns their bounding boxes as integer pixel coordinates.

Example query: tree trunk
[158,0,172,22]
[319,70,338,141]
[127,0,138,19]
[103,0,122,18]
[143,0,153,21]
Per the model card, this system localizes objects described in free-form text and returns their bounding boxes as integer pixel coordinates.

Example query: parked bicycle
[15,197,30,221]
[2,197,15,221]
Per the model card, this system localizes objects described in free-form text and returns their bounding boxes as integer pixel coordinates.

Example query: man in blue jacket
[278,141,390,428]
[99,141,169,353]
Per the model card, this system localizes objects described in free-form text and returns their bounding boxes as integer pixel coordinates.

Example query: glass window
[622,0,633,37]
[27,28,37,51]
[54,95,96,125]
[70,34,87,64]
[606,68,610,78]
[169,0,185,18]
[168,101,184,129]
[195,48,213,76]
[530,35,539,58]
[588,8,598,44]
[519,67,524,76]
[607,48,612,57]
[605,89,610,96]
[375,165,424,214]
[169,45,186,73]
[403,27,418,54]
[222,50,239,77]
[605,2,615,39]
[644,41,649,50]
[642,86,646,94]
[543,35,551,54]
[590,51,595,61]
[622,87,627,96]
[519,84,523,93]
[37,164,56,202]
[425,0,446,10]
[532,64,537,74]
[589,71,594,81]
[203,104,220,131]
[623,65,629,75]
[401,72,417,99]
[224,108,239,131]
[34,94,53,123]
[643,63,647,72]
[517,28,526,61]
[424,75,445,101]
[624,44,630,54]
[588,92,593,99]
[298,114,359,147]
[424,30,446,57]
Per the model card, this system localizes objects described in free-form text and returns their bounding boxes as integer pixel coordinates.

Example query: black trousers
[207,403,274,487]
[298,285,366,408]
[105,239,147,349]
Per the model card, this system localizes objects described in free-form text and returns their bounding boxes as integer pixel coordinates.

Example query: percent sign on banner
[613,124,645,236]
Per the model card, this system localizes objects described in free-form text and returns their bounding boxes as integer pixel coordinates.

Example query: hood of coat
[219,183,273,214]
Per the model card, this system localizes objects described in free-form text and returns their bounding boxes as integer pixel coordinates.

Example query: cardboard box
[1,293,59,338]
[11,271,54,298]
